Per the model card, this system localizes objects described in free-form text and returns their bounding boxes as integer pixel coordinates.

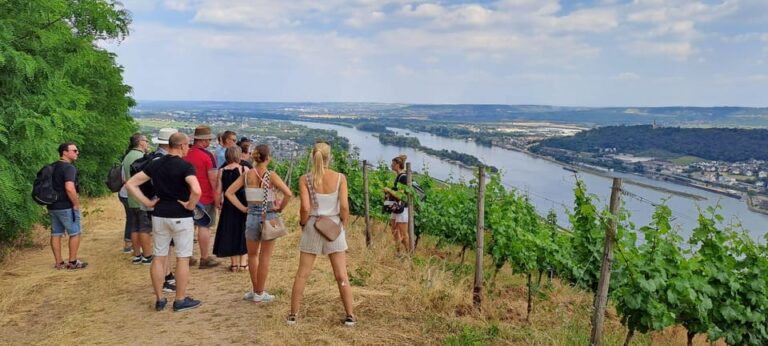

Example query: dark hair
[239,140,251,155]
[129,132,144,150]
[392,154,407,169]
[252,144,270,163]
[169,132,188,149]
[222,130,237,143]
[58,142,76,156]
[238,136,250,144]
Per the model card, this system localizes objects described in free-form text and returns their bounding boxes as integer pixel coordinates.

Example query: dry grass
[0,196,720,345]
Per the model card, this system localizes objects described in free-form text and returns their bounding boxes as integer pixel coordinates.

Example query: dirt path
[0,196,430,345]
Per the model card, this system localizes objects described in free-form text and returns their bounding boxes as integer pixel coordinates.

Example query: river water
[292,121,768,240]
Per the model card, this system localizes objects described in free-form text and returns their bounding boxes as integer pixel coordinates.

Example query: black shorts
[129,208,153,233]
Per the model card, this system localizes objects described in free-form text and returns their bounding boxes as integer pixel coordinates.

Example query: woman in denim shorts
[225,145,292,303]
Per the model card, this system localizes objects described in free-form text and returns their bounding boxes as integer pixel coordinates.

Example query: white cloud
[613,72,641,81]
[625,41,694,60]
[163,0,194,11]
[400,3,446,18]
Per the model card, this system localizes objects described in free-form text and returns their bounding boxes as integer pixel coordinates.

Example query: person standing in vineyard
[184,125,220,269]
[383,154,409,254]
[122,133,153,265]
[287,142,355,326]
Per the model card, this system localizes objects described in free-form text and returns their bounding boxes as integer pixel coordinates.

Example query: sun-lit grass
[0,195,719,345]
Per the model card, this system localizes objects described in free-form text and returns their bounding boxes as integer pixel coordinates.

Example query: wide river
[293,121,768,240]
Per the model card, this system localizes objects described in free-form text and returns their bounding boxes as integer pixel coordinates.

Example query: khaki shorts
[299,216,348,255]
[152,216,194,257]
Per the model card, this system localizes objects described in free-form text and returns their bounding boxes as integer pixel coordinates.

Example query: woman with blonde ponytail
[287,142,356,327]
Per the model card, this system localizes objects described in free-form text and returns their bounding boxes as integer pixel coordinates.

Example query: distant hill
[132,101,768,127]
[535,125,768,162]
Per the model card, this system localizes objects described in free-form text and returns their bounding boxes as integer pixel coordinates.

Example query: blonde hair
[310,142,331,188]
[224,146,241,164]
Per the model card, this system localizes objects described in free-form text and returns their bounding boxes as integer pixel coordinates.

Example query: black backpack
[32,162,59,205]
[130,152,164,197]
[105,164,123,192]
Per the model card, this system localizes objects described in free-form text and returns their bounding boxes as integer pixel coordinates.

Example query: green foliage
[567,180,605,290]
[538,125,768,162]
[443,324,500,346]
[0,0,135,242]
[612,204,680,338]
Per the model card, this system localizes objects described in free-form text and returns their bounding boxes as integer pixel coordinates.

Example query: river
[292,121,768,240]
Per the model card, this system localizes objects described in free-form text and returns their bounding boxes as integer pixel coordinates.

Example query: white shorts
[390,207,409,224]
[152,216,194,257]
[299,216,348,255]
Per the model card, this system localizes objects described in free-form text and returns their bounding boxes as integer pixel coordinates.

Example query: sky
[106,0,768,107]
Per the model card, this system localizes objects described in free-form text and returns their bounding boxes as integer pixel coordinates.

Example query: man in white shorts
[126,132,203,312]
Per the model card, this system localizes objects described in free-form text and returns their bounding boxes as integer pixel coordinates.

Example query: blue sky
[107,0,768,107]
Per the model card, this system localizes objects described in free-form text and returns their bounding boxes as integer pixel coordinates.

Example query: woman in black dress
[213,146,249,271]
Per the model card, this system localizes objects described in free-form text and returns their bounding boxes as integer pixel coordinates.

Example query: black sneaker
[155,298,168,311]
[286,313,297,326]
[165,273,176,285]
[343,315,356,327]
[163,281,176,293]
[141,255,153,265]
[173,297,201,312]
[131,255,142,265]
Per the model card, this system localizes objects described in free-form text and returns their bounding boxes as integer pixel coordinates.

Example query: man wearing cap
[126,132,203,312]
[184,125,220,269]
[153,128,180,292]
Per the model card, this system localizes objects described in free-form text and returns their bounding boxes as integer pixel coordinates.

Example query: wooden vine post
[473,165,486,308]
[590,177,623,346]
[406,162,415,253]
[362,160,371,248]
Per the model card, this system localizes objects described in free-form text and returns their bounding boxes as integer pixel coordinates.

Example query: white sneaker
[243,290,275,303]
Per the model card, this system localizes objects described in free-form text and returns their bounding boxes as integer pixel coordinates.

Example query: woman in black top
[213,146,250,271]
[383,154,409,254]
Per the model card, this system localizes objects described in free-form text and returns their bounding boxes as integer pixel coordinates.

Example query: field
[0,196,719,345]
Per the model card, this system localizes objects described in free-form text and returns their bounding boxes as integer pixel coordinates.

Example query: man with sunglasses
[49,142,87,270]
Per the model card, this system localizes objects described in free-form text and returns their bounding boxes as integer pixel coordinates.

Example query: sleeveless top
[244,169,276,202]
[309,173,341,217]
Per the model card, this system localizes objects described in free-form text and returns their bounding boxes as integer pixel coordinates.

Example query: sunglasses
[70,149,79,153]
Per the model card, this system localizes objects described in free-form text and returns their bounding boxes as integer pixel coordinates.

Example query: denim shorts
[49,208,81,237]
[245,205,278,241]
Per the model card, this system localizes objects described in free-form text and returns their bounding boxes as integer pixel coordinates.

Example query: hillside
[132,101,768,127]
[0,196,718,345]
[534,125,768,162]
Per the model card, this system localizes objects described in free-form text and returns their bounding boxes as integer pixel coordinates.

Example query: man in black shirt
[126,133,203,312]
[49,142,87,270]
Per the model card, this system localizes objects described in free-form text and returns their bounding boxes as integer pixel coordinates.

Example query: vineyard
[273,146,768,346]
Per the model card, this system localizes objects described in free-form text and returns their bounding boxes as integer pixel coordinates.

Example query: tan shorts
[299,216,348,255]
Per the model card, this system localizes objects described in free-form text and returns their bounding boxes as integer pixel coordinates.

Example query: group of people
[46,125,357,326]
[46,123,416,325]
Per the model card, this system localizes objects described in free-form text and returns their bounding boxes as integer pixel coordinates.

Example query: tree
[0,0,135,242]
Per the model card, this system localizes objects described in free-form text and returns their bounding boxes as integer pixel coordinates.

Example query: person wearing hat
[126,132,203,312]
[183,125,221,269]
[154,128,181,292]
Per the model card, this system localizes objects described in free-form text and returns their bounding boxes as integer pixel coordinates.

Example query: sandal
[67,259,88,270]
[239,264,249,272]
[229,265,239,272]
[54,261,66,270]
